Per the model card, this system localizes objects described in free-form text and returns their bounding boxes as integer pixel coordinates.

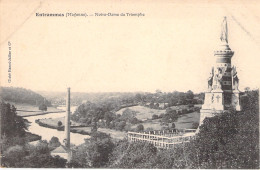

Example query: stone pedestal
[199,89,224,126]
[201,92,213,110]
[211,89,224,111]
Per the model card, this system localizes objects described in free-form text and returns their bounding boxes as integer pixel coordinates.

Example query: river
[25,106,90,146]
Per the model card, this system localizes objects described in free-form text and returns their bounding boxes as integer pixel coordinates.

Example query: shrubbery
[70,90,259,169]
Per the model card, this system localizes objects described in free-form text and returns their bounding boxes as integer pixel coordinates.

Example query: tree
[129,117,141,124]
[187,90,259,169]
[244,87,250,92]
[57,121,62,127]
[0,102,27,138]
[104,111,115,126]
[91,120,98,133]
[109,141,157,168]
[186,90,194,99]
[136,124,144,132]
[115,121,126,131]
[39,103,47,111]
[152,114,159,120]
[2,145,26,167]
[2,141,66,168]
[135,93,143,102]
[72,132,115,168]
[49,136,61,150]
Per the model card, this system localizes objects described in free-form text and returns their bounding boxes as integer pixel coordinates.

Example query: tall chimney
[65,87,71,161]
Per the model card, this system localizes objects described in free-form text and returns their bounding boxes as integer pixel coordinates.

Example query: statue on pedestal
[207,67,214,91]
[213,67,224,90]
[232,66,239,90]
[220,16,228,44]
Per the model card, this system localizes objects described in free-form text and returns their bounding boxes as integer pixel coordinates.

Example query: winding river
[25,106,89,146]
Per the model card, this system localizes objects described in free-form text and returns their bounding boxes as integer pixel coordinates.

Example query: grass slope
[116,105,165,121]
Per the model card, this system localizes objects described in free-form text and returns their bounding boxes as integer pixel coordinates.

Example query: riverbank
[35,119,92,135]
[36,118,126,140]
[21,110,65,117]
[6,102,65,117]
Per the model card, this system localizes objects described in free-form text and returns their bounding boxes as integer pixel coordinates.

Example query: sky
[1,0,260,93]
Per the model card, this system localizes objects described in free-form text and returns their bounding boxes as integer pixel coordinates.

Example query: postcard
[0,0,259,168]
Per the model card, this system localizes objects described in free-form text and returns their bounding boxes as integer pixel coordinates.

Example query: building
[199,17,241,125]
[51,145,69,160]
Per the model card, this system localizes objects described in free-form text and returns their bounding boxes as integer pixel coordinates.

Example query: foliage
[71,90,201,131]
[0,102,27,138]
[186,90,259,169]
[49,136,61,150]
[152,114,159,119]
[39,103,47,111]
[109,140,157,168]
[1,140,66,168]
[107,90,259,169]
[0,86,51,106]
[0,101,66,168]
[72,132,115,168]
[136,124,144,132]
[57,121,62,127]
[115,121,126,131]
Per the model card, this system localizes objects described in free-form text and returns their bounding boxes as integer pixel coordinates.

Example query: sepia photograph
[0,0,259,168]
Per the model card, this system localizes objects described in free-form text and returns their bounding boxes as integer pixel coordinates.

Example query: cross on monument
[216,95,221,103]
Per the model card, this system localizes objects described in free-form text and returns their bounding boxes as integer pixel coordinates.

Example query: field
[38,117,80,127]
[130,111,200,130]
[72,127,127,140]
[174,111,200,129]
[7,102,64,116]
[116,105,165,121]
[98,128,126,140]
[116,105,200,130]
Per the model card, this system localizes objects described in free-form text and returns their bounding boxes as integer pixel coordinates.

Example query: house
[51,145,69,160]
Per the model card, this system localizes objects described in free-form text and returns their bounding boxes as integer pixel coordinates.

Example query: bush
[57,121,62,127]
[49,137,61,150]
[39,103,47,111]
[115,121,126,131]
[152,114,159,120]
[136,124,144,132]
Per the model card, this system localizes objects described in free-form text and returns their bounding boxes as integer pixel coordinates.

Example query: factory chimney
[65,87,71,162]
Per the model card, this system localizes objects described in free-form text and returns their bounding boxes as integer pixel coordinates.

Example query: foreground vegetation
[68,90,259,169]
[0,101,67,168]
[1,90,258,168]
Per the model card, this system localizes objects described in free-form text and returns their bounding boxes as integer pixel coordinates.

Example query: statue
[213,67,224,90]
[220,16,228,44]
[207,67,214,91]
[232,66,239,90]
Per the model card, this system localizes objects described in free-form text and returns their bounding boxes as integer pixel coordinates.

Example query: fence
[127,129,196,149]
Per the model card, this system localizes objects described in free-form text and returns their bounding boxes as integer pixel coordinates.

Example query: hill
[37,90,138,106]
[0,87,51,106]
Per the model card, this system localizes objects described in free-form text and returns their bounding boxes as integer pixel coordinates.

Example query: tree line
[0,87,51,106]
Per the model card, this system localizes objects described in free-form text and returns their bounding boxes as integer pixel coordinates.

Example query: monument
[199,17,241,126]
